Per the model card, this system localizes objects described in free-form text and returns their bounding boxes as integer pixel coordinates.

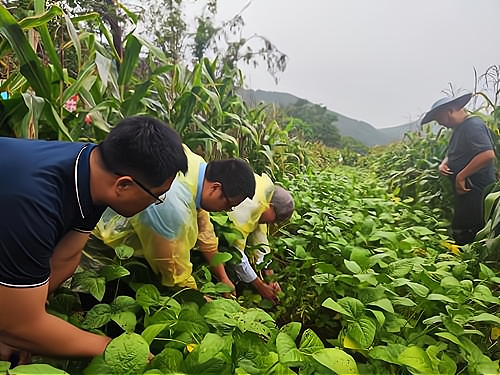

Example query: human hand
[439,162,453,176]
[220,277,236,298]
[253,279,279,303]
[455,173,471,195]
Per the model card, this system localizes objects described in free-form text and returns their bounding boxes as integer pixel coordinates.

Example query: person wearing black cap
[421,92,496,245]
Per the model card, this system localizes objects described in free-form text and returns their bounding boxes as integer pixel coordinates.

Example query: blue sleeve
[465,118,494,155]
[0,194,57,288]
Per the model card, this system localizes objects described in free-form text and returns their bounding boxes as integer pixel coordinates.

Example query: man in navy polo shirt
[0,116,188,361]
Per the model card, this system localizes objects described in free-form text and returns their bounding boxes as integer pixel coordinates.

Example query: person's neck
[89,147,109,206]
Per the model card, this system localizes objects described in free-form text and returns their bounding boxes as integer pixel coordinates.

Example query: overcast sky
[210,0,500,128]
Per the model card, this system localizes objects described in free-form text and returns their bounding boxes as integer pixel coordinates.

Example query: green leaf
[280,322,302,341]
[312,348,359,375]
[9,364,69,374]
[468,313,500,325]
[369,344,406,365]
[210,252,233,266]
[115,244,135,260]
[112,311,137,333]
[118,35,141,88]
[409,226,434,236]
[344,259,362,274]
[392,297,417,307]
[322,297,364,320]
[427,294,457,304]
[136,284,161,313]
[299,329,324,354]
[101,265,131,282]
[435,332,462,347]
[82,303,112,329]
[0,361,10,373]
[407,282,429,298]
[346,317,377,349]
[111,296,139,313]
[141,324,169,345]
[397,346,434,374]
[64,13,81,68]
[276,332,305,367]
[0,6,52,99]
[150,348,183,373]
[72,271,106,301]
[367,298,394,313]
[104,333,150,375]
[440,276,461,289]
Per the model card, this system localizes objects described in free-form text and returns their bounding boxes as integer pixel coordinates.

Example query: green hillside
[238,88,417,146]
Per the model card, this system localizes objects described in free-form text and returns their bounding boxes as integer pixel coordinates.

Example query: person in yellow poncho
[226,174,295,302]
[92,144,256,290]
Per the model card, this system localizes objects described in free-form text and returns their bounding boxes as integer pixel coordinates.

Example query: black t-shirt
[447,116,496,190]
[0,138,106,288]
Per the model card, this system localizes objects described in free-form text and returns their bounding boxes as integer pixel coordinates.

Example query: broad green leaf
[196,333,229,364]
[101,265,130,282]
[439,353,457,375]
[111,296,139,313]
[344,259,362,274]
[115,244,134,260]
[276,332,305,367]
[312,348,359,375]
[280,322,302,341]
[112,311,137,332]
[391,297,417,307]
[210,252,233,266]
[9,364,69,374]
[136,284,161,312]
[440,276,460,289]
[299,328,324,354]
[72,271,106,301]
[435,332,462,347]
[369,309,386,326]
[369,344,407,365]
[469,313,500,325]
[150,348,183,373]
[323,297,364,320]
[427,294,457,304]
[346,317,377,349]
[409,226,434,236]
[407,282,429,298]
[105,333,149,375]
[82,303,112,329]
[367,298,394,313]
[141,324,169,345]
[397,346,434,374]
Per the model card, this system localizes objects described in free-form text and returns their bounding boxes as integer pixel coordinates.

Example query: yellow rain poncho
[227,173,275,283]
[93,145,218,289]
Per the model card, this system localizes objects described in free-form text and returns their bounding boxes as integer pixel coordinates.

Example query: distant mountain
[238,89,418,147]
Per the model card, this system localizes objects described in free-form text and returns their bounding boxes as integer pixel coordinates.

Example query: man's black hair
[205,159,255,200]
[98,116,188,187]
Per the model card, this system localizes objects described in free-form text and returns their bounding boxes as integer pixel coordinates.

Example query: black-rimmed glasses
[116,173,165,205]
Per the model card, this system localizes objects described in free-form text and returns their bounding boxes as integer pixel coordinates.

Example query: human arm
[455,150,496,194]
[49,230,90,294]
[196,210,234,292]
[0,283,110,357]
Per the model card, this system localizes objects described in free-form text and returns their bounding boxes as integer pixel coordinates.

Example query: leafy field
[3,2,500,374]
[1,165,500,375]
